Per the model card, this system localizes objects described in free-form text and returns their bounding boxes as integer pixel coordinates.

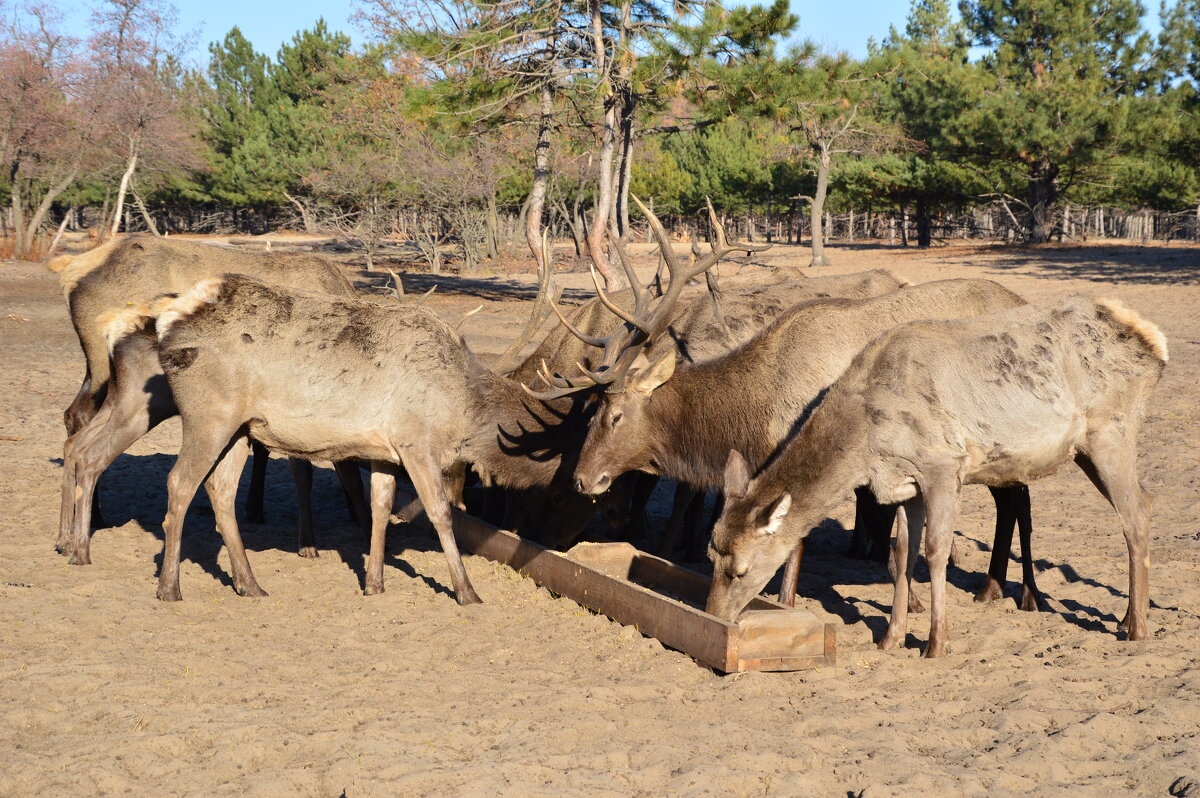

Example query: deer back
[159,274,475,465]
[822,295,1168,497]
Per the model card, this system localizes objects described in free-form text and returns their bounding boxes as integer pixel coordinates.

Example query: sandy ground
[1,239,1198,796]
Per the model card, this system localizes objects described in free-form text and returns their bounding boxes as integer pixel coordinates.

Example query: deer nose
[576,473,611,495]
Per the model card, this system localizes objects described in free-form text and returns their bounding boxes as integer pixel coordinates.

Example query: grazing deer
[705,296,1166,657]
[50,236,362,526]
[522,209,906,549]
[555,200,1040,611]
[136,269,637,603]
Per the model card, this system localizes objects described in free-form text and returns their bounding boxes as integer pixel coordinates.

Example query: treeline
[4,0,1200,273]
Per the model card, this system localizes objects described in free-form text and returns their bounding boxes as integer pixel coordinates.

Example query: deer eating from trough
[705,296,1166,656]
[554,197,1041,611]
[131,266,646,603]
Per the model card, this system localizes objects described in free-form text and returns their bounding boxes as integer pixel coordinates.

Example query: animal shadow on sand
[68,452,458,600]
[977,244,1200,286]
[350,270,598,305]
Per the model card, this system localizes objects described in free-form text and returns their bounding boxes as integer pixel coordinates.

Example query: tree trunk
[9,162,25,259]
[132,188,161,237]
[1025,159,1059,244]
[510,192,532,258]
[525,81,555,278]
[110,146,139,238]
[20,167,78,260]
[485,191,499,263]
[283,192,318,235]
[808,144,832,267]
[46,205,74,258]
[916,196,932,248]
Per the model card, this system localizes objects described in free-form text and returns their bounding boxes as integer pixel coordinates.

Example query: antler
[523,197,771,400]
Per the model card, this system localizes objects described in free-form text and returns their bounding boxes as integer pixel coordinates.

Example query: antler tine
[631,194,686,276]
[521,378,597,402]
[608,220,650,317]
[589,265,651,335]
[691,196,773,275]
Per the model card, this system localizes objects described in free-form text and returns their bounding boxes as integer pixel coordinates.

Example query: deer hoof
[455,588,483,606]
[922,640,949,659]
[364,582,385,597]
[236,583,268,598]
[878,632,902,651]
[67,551,91,566]
[1018,587,1044,612]
[298,546,319,559]
[908,595,926,614]
[974,579,1003,604]
[156,584,183,602]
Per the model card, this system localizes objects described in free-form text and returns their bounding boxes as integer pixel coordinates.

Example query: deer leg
[246,440,269,524]
[334,460,370,539]
[400,448,481,606]
[921,481,961,659]
[445,462,468,511]
[975,485,1018,603]
[63,381,111,532]
[880,498,925,651]
[204,435,267,597]
[289,458,318,558]
[1075,440,1152,641]
[777,539,806,607]
[364,463,397,596]
[61,381,174,564]
[656,482,699,558]
[58,399,112,553]
[682,490,707,560]
[1012,486,1046,612]
[63,376,99,437]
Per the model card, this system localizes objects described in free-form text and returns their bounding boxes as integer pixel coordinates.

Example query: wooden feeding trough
[393,488,836,673]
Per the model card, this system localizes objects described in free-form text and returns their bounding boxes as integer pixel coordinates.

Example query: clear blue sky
[61,1,1161,65]
[57,0,916,64]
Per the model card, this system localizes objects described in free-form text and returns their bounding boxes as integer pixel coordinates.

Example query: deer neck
[754,388,870,543]
[462,372,589,491]
[646,362,778,492]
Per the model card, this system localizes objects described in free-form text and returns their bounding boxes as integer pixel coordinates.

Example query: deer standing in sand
[53,237,370,562]
[704,296,1166,656]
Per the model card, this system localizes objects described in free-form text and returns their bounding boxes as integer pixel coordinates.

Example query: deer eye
[609,411,623,427]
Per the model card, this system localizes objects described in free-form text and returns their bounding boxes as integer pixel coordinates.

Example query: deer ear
[723,450,752,498]
[631,348,675,395]
[759,493,792,535]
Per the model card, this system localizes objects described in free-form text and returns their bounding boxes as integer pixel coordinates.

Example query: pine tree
[959,0,1151,242]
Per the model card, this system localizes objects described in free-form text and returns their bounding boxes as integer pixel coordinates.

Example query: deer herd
[47,199,1167,659]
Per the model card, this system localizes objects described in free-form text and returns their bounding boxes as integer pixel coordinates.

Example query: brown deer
[50,237,363,527]
[569,279,1035,587]
[556,200,1041,611]
[705,296,1167,657]
[521,212,905,548]
[57,308,370,565]
[131,268,647,603]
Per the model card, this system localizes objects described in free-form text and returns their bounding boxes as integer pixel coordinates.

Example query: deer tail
[1097,297,1169,363]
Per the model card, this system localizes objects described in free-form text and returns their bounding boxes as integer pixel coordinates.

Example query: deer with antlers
[705,297,1166,656]
[128,229,705,602]
[549,197,1046,613]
